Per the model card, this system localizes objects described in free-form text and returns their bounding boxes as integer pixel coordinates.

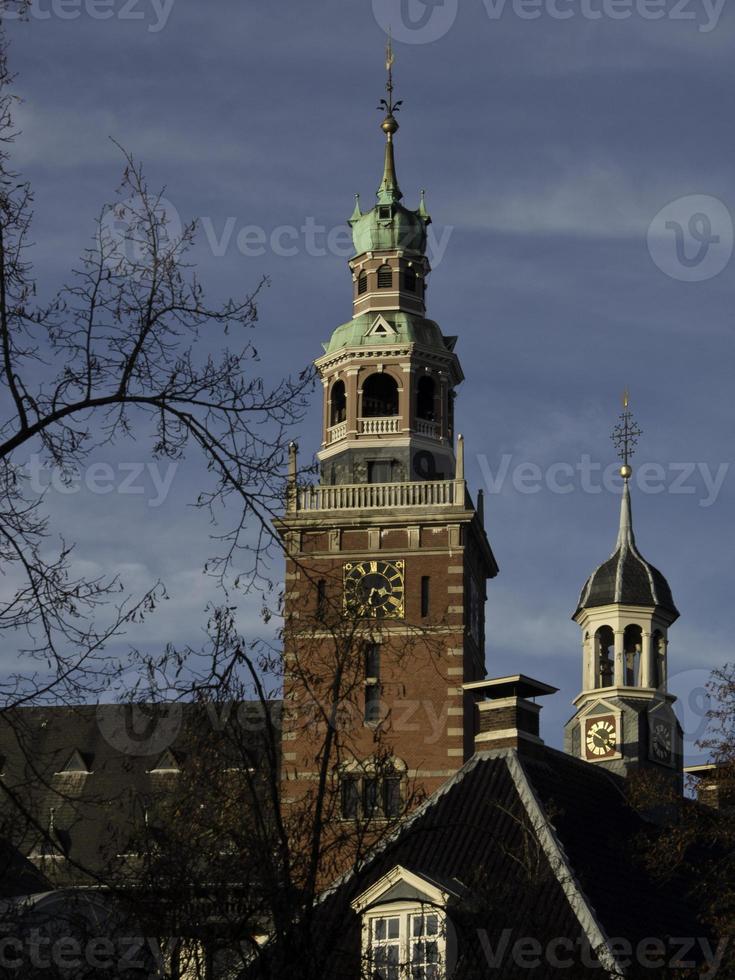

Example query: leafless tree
[0,20,310,714]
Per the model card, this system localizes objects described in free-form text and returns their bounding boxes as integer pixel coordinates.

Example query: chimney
[685,763,735,811]
[463,675,558,755]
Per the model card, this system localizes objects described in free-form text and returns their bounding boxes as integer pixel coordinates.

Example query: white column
[641,631,654,688]
[614,630,625,686]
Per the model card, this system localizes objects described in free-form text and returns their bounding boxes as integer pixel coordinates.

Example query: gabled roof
[55,750,92,775]
[314,746,703,979]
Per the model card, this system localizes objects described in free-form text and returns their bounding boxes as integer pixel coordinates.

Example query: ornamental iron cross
[611,390,642,469]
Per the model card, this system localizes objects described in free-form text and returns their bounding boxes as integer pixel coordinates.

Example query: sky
[2,0,734,760]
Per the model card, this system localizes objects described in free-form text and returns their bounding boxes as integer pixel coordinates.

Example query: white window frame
[352,865,460,980]
[363,903,446,980]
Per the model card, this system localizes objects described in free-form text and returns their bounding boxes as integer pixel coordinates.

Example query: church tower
[564,398,683,786]
[277,48,498,819]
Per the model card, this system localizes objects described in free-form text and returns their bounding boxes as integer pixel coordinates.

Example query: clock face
[651,721,673,763]
[343,560,405,619]
[584,716,618,760]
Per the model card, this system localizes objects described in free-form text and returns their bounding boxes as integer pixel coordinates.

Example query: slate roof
[576,482,678,619]
[312,747,703,980]
[0,702,281,887]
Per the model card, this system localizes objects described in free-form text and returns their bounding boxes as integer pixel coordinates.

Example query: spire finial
[611,390,642,480]
[377,35,403,204]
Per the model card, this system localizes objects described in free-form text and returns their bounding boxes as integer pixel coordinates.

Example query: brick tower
[276,50,498,825]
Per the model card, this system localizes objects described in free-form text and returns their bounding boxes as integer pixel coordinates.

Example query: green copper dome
[323,312,454,355]
[349,201,430,256]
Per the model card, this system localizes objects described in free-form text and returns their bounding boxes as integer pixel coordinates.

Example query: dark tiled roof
[0,702,280,886]
[522,748,698,944]
[0,838,51,898]
[576,483,678,619]
[313,747,703,980]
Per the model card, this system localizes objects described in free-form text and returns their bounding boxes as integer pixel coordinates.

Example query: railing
[326,418,438,443]
[294,479,463,512]
[415,419,439,439]
[358,416,401,435]
[327,421,347,443]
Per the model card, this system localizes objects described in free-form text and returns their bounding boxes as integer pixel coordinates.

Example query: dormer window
[55,749,92,775]
[378,206,392,220]
[352,866,462,980]
[377,264,393,289]
[148,749,180,774]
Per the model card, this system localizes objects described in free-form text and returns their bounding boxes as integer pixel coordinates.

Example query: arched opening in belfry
[653,630,666,688]
[624,624,643,686]
[330,380,346,426]
[357,270,368,295]
[362,373,399,417]
[376,264,393,289]
[416,376,435,421]
[595,626,614,688]
[403,265,417,293]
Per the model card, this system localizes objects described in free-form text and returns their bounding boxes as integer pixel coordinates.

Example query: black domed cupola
[575,480,678,621]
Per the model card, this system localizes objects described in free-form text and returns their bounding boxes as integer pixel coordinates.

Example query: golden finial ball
[381,115,399,135]
[620,464,632,479]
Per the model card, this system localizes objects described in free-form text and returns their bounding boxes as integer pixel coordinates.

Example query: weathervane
[379,36,403,121]
[611,389,642,480]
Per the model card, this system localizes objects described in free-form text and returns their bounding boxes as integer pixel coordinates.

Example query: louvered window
[377,265,393,289]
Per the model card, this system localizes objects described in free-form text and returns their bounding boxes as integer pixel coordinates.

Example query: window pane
[365,684,381,724]
[383,777,401,818]
[387,918,399,940]
[365,643,381,678]
[341,778,358,819]
[363,777,378,814]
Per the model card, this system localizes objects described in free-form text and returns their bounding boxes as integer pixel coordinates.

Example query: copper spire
[377,37,403,204]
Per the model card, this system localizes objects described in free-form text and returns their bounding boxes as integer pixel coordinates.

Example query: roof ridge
[507,752,624,977]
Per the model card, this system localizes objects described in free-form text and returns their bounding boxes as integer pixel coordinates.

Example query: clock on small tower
[584,715,618,761]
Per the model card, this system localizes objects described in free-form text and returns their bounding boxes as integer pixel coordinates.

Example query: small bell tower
[564,396,683,787]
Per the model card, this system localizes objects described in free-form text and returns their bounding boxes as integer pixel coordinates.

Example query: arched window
[357,270,368,295]
[416,376,435,421]
[624,624,643,686]
[330,380,346,426]
[377,264,393,289]
[403,265,417,293]
[595,626,614,688]
[362,373,399,417]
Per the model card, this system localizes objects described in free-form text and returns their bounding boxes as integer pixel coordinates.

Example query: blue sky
[4,0,734,758]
